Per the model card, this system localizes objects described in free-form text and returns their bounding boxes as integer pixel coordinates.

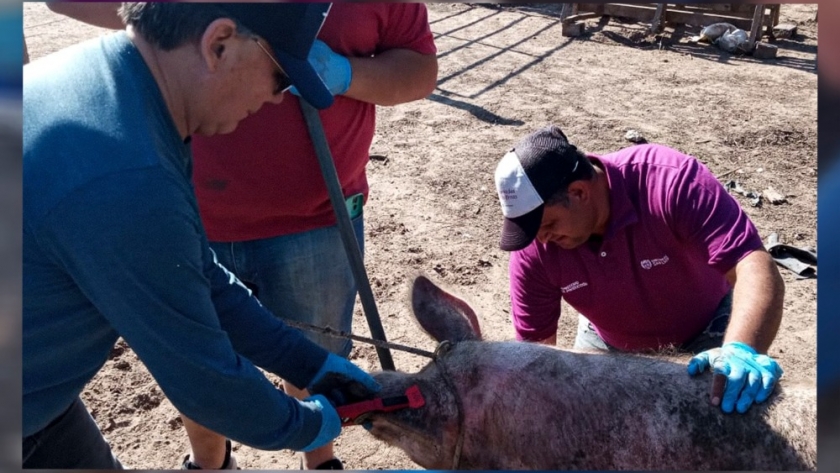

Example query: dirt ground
[24,3,818,470]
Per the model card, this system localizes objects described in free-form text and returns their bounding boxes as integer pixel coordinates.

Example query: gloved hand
[290,40,352,97]
[687,341,783,414]
[298,394,341,452]
[306,353,380,407]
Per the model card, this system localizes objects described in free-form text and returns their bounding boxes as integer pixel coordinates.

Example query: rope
[282,318,437,359]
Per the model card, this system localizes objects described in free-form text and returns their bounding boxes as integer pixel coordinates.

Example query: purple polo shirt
[509,144,764,351]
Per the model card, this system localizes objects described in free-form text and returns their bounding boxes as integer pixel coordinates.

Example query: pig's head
[364,275,482,469]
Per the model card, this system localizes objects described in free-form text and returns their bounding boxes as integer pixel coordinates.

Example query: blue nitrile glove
[687,341,783,414]
[306,353,381,406]
[289,39,352,97]
[299,394,341,452]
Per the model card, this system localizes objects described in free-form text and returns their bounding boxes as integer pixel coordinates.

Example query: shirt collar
[590,155,638,239]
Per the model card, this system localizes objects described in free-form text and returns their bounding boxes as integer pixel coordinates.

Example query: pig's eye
[435,340,455,356]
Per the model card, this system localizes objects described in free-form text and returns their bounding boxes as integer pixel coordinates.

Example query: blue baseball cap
[217,3,333,109]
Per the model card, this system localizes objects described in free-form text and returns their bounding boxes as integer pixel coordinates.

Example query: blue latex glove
[687,341,783,414]
[298,394,341,452]
[290,39,352,97]
[306,353,380,406]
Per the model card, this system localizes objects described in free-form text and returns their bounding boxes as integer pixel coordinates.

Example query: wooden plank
[676,4,778,26]
[562,12,603,24]
[600,3,658,21]
[571,3,777,30]
[753,42,778,59]
[651,3,667,34]
[668,3,779,25]
[729,4,758,14]
[559,3,574,20]
[748,3,764,50]
[672,4,758,14]
[576,3,606,15]
[562,21,586,37]
[604,3,740,29]
[773,23,798,39]
[668,8,768,30]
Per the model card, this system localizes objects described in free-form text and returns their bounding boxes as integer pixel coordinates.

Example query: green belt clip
[345,193,364,220]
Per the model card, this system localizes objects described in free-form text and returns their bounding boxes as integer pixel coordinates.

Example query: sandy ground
[24,3,817,469]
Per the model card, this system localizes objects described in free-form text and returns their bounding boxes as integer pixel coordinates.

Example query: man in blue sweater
[23,3,378,468]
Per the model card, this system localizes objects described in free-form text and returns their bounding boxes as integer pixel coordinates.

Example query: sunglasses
[252,38,293,96]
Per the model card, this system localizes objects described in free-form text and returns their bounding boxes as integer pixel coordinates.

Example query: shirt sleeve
[665,154,765,274]
[35,167,324,450]
[509,245,563,341]
[379,3,438,55]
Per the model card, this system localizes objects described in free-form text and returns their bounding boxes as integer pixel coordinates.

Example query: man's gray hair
[119,3,250,51]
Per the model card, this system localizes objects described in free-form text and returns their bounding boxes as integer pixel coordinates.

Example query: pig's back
[443,341,815,470]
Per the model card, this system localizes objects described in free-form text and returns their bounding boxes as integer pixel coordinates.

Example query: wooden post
[748,4,764,51]
[560,3,574,20]
[768,4,781,37]
[651,3,667,34]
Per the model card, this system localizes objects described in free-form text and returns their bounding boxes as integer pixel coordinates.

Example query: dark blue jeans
[23,397,123,469]
[574,290,733,354]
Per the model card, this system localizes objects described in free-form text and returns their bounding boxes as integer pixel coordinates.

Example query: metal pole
[298,99,396,371]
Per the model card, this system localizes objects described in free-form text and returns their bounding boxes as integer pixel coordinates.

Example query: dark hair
[543,149,596,207]
[119,3,251,51]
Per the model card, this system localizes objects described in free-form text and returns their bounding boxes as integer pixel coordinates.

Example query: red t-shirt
[509,145,765,351]
[191,3,437,241]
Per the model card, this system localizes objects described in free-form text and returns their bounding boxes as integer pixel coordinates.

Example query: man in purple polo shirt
[494,125,785,414]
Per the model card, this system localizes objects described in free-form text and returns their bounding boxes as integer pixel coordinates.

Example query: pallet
[562,3,780,49]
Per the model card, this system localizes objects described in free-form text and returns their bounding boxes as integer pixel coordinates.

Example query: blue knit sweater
[23,32,329,450]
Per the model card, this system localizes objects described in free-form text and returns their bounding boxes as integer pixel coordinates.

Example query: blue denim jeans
[574,290,733,354]
[210,214,363,358]
[23,397,123,469]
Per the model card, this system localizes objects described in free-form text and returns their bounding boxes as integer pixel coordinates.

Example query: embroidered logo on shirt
[561,281,589,294]
[640,255,669,270]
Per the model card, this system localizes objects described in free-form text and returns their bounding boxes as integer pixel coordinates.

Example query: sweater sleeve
[35,167,325,450]
[205,248,328,389]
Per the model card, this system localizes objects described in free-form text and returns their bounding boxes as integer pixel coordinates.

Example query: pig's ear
[410,275,482,343]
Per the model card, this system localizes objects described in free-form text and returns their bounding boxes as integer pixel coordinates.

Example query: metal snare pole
[298,98,396,371]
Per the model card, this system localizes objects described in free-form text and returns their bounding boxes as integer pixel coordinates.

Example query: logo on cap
[495,151,544,218]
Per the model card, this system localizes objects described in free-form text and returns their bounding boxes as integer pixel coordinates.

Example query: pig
[364,275,817,470]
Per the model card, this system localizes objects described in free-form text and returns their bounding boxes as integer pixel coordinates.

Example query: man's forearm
[724,249,784,353]
[345,49,438,106]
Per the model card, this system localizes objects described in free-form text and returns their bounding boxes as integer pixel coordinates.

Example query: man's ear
[567,180,588,203]
[199,18,238,71]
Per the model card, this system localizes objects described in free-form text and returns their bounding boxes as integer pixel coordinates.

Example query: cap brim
[499,205,544,251]
[274,50,334,110]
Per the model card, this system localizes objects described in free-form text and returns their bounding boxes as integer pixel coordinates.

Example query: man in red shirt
[189,4,438,469]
